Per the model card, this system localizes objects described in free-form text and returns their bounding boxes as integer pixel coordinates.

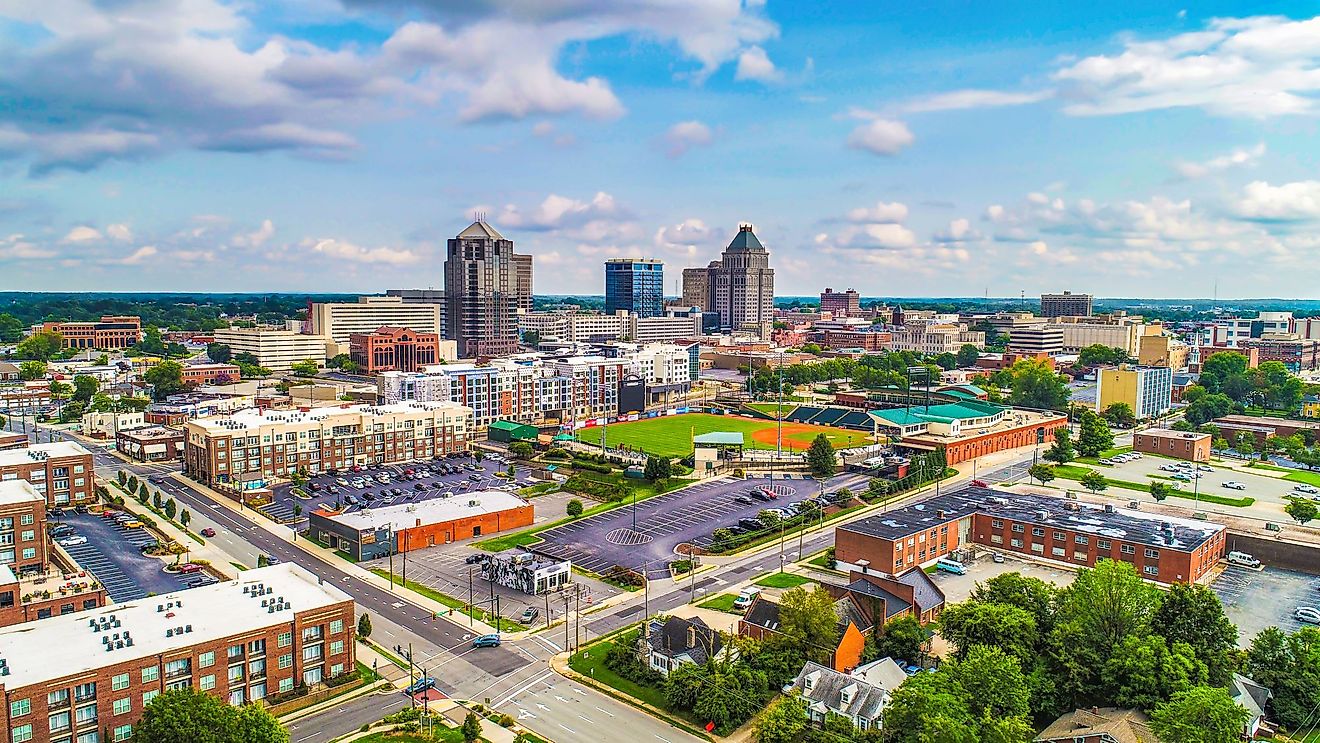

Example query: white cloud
[895,88,1052,114]
[62,226,102,243]
[654,218,713,255]
[232,219,276,248]
[846,202,908,224]
[1174,143,1266,179]
[113,246,159,266]
[734,46,780,82]
[661,121,714,158]
[0,234,56,260]
[1235,180,1320,220]
[302,238,421,265]
[106,224,132,242]
[846,119,914,156]
[934,218,976,243]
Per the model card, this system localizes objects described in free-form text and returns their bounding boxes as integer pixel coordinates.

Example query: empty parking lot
[55,513,194,602]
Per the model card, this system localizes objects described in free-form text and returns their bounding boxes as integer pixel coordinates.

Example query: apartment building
[819,288,861,317]
[307,296,443,353]
[348,327,453,375]
[517,312,699,344]
[1039,291,1092,318]
[835,488,1225,585]
[1239,335,1320,372]
[183,402,473,490]
[0,443,95,507]
[210,327,330,374]
[1200,311,1295,348]
[889,320,985,355]
[38,317,141,350]
[179,364,241,387]
[0,481,49,576]
[0,563,354,743]
[1097,365,1172,420]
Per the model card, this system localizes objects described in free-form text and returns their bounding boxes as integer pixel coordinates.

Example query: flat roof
[117,426,184,441]
[189,400,471,433]
[693,432,744,445]
[0,441,91,468]
[1137,428,1210,441]
[0,563,351,689]
[0,481,44,507]
[316,489,529,532]
[840,486,1224,553]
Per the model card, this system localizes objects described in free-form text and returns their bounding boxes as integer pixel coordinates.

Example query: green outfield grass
[573,413,872,458]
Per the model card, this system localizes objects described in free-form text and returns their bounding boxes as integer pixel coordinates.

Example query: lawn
[1049,464,1255,507]
[753,572,814,589]
[369,569,524,632]
[568,630,671,712]
[745,402,795,417]
[1285,471,1320,487]
[573,413,872,457]
[697,593,741,612]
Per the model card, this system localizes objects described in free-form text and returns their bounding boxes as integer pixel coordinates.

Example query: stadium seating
[837,411,875,430]
[809,408,848,426]
[786,406,824,423]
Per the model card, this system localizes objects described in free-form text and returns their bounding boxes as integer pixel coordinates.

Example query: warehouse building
[307,490,533,560]
[835,487,1225,585]
[487,420,538,444]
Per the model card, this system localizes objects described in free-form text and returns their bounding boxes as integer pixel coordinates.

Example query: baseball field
[573,413,873,458]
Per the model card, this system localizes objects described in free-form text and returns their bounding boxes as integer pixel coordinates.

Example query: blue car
[472,634,501,648]
[405,677,436,695]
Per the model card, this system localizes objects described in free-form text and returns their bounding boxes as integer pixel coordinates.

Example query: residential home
[1035,707,1161,743]
[642,616,722,677]
[1231,673,1274,739]
[0,362,19,382]
[1301,394,1320,419]
[790,659,905,733]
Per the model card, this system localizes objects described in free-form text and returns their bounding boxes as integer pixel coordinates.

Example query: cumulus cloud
[661,121,714,158]
[496,192,627,231]
[846,118,915,156]
[845,202,908,224]
[106,224,133,242]
[0,235,56,260]
[232,220,276,248]
[111,246,159,266]
[1174,143,1266,179]
[1235,180,1320,221]
[301,238,422,265]
[934,218,977,243]
[734,46,780,82]
[62,226,102,243]
[654,218,713,255]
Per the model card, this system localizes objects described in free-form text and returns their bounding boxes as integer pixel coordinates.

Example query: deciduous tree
[1043,428,1075,465]
[1150,686,1250,743]
[806,434,837,478]
[1152,583,1238,685]
[938,601,1038,664]
[1076,409,1115,457]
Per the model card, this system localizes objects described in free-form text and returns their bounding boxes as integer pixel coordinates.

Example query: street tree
[805,434,837,478]
[290,359,319,377]
[1080,470,1108,494]
[144,360,186,400]
[180,510,190,528]
[72,375,99,403]
[755,695,807,743]
[1043,428,1076,465]
[1006,359,1071,411]
[1285,496,1318,525]
[1076,409,1115,457]
[164,498,177,521]
[566,499,584,518]
[1150,481,1173,503]
[1150,686,1250,743]
[357,613,373,638]
[883,671,978,743]
[955,344,980,368]
[17,361,46,381]
[1102,402,1138,429]
[509,442,534,459]
[461,712,482,743]
[1028,463,1055,485]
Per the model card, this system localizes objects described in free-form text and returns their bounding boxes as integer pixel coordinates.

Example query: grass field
[1285,470,1320,487]
[697,593,741,612]
[574,413,872,457]
[753,572,814,589]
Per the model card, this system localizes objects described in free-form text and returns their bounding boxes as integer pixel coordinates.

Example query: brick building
[183,402,473,491]
[0,442,95,507]
[349,327,444,374]
[1239,336,1320,372]
[0,563,354,743]
[307,489,533,559]
[836,487,1226,585]
[1210,414,1320,447]
[819,288,861,317]
[0,482,49,576]
[821,330,892,351]
[38,317,141,350]
[179,364,241,387]
[115,427,185,463]
[1132,429,1211,462]
[870,401,1067,465]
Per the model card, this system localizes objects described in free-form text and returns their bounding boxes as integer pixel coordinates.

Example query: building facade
[115,427,185,463]
[179,364,241,387]
[1239,336,1320,372]
[38,317,141,350]
[210,328,330,374]
[1039,292,1093,318]
[0,564,355,743]
[1051,316,1143,356]
[348,327,449,374]
[1006,325,1064,356]
[820,288,861,317]
[889,321,985,355]
[444,221,522,358]
[682,226,775,335]
[307,296,443,351]
[512,253,534,314]
[1096,365,1173,419]
[0,482,49,576]
[308,491,533,559]
[183,402,473,490]
[605,260,664,318]
[0,443,95,507]
[1133,429,1211,461]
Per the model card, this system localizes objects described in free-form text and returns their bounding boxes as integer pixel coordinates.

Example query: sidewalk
[104,477,241,580]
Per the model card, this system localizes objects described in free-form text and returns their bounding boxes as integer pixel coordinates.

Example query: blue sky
[2,1,1319,298]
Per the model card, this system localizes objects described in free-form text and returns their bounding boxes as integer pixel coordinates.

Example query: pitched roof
[725,225,766,252]
[792,661,895,722]
[843,579,910,623]
[742,596,780,632]
[1036,708,1161,743]
[647,616,721,664]
[458,220,505,240]
[1231,673,1270,722]
[851,657,908,689]
[894,568,945,612]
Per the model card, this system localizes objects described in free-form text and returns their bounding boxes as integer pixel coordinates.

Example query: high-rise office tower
[681,264,717,310]
[444,220,520,357]
[604,259,664,318]
[1040,291,1093,318]
[513,253,534,313]
[713,224,775,332]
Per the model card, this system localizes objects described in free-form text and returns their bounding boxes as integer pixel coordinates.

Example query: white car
[1296,607,1320,624]
[1222,481,1247,490]
[57,536,87,547]
[1160,464,1179,472]
[1294,484,1319,495]
[1197,465,1212,472]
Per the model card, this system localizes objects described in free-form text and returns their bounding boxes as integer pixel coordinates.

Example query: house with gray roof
[642,616,722,677]
[790,659,906,733]
[1230,673,1274,738]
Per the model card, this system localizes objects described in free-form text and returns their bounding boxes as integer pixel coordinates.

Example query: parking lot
[1213,565,1320,644]
[534,473,868,579]
[53,513,196,602]
[927,550,1078,604]
[1094,454,1306,509]
[264,453,536,526]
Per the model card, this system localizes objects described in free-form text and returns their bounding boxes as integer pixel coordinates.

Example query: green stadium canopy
[693,432,745,446]
[488,420,538,443]
[869,400,1005,428]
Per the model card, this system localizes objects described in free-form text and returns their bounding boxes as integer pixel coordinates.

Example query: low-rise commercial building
[1133,429,1211,462]
[349,327,452,375]
[308,490,533,559]
[82,412,145,439]
[115,426,185,463]
[1051,315,1143,356]
[38,316,141,350]
[836,487,1226,585]
[183,402,473,491]
[0,442,95,507]
[1210,414,1320,447]
[1240,335,1320,373]
[308,296,444,353]
[210,327,330,374]
[0,563,354,743]
[1006,324,1065,356]
[1097,365,1172,420]
[179,364,241,387]
[480,550,570,595]
[889,320,984,355]
[821,329,892,351]
[869,401,1066,465]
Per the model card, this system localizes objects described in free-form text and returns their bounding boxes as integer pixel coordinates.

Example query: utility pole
[468,567,474,627]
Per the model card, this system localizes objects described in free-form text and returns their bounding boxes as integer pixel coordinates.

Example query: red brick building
[1133,429,1211,461]
[0,563,354,743]
[0,442,95,507]
[836,487,1226,585]
[179,364,241,386]
[821,330,892,351]
[349,326,442,374]
[308,490,533,559]
[38,317,141,350]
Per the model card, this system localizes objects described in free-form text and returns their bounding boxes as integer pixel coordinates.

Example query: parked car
[1227,551,1260,568]
[519,607,539,624]
[345,495,362,506]
[1222,481,1247,490]
[1197,464,1213,472]
[1294,484,1319,494]
[57,536,87,547]
[1171,473,1192,482]
[200,528,217,537]
[991,552,1005,564]
[404,677,437,695]
[464,554,485,565]
[74,504,89,514]
[472,634,501,648]
[935,558,967,575]
[734,494,754,505]
[733,587,761,610]
[1296,607,1320,624]
[50,525,75,538]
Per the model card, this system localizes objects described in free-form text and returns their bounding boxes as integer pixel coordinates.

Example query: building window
[228,689,245,706]
[19,515,31,526]
[330,640,344,656]
[227,644,244,660]
[9,699,29,717]
[111,674,129,691]
[142,691,158,707]
[303,667,323,686]
[990,519,1003,528]
[76,731,98,743]
[1098,538,1111,550]
[142,666,159,683]
[1145,548,1159,559]
[112,698,130,716]
[279,678,294,693]
[228,665,244,684]
[279,654,292,670]
[11,724,32,743]
[330,663,344,678]
[198,651,215,668]
[1120,544,1135,555]
[1010,538,1023,548]
[1052,547,1066,557]
[200,674,216,691]
[302,626,323,642]
[49,711,71,733]
[329,619,344,634]
[1031,527,1044,537]
[1011,524,1024,533]
[48,689,69,708]
[113,725,132,742]
[1075,535,1089,545]
[1144,565,1159,576]
[303,644,323,662]
[73,682,96,702]
[1031,543,1044,554]
[990,534,1003,544]
[74,703,97,727]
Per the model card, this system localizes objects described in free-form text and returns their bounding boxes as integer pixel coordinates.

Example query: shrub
[564,476,628,502]
[498,714,517,728]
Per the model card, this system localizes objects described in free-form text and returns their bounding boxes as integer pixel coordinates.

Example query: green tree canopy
[144,360,187,401]
[17,360,46,381]
[805,434,837,478]
[777,585,841,664]
[1102,402,1137,428]
[863,614,928,667]
[1028,463,1055,485]
[135,687,287,743]
[883,671,978,743]
[955,344,981,368]
[755,694,807,743]
[289,358,320,377]
[1076,408,1115,457]
[206,342,232,363]
[1151,583,1238,685]
[16,331,63,361]
[938,601,1039,664]
[971,572,1058,634]
[1100,634,1206,710]
[1080,469,1108,494]
[1005,359,1071,411]
[1150,686,1250,743]
[71,374,99,403]
[1043,427,1076,465]
[0,313,23,343]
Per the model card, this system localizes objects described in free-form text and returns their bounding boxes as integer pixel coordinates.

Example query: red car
[200,528,217,537]
[970,480,989,488]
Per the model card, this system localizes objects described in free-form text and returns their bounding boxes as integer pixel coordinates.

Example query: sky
[2,1,1320,299]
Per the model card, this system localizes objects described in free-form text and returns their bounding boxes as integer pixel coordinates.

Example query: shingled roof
[1036,708,1161,743]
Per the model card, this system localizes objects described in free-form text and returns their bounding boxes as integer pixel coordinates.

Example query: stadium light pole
[776,351,784,465]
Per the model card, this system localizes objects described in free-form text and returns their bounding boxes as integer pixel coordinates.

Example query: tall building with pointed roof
[444,220,521,357]
[680,224,775,336]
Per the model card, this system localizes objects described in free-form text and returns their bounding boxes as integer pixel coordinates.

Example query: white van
[733,587,762,610]
[1227,551,1260,568]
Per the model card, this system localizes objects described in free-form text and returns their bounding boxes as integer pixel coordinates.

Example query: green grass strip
[753,572,814,589]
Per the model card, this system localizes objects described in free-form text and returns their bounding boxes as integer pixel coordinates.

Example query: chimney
[686,625,696,649]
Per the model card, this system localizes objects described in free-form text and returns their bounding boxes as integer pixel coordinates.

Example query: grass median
[368,569,525,632]
[1050,465,1254,507]
[753,572,814,589]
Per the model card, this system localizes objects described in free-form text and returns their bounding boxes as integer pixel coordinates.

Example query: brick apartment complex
[0,482,49,576]
[0,483,106,624]
[308,490,533,559]
[1133,429,1211,461]
[0,435,25,453]
[0,563,354,743]
[0,443,95,507]
[183,401,473,490]
[836,487,1226,585]
[179,364,241,387]
[38,317,141,350]
[349,327,442,374]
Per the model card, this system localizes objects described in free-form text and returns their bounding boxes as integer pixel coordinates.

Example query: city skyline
[2,2,1320,298]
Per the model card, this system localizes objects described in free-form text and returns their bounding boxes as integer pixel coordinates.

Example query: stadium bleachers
[786,406,824,423]
[808,408,848,426]
[836,411,875,430]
